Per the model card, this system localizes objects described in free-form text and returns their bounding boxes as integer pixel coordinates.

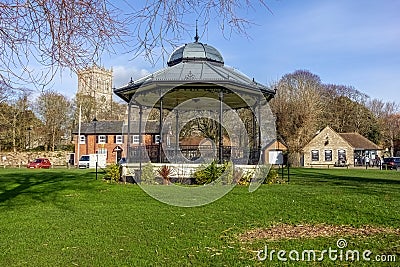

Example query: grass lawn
[0,167,399,266]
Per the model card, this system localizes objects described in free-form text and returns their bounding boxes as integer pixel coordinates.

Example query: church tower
[77,65,113,113]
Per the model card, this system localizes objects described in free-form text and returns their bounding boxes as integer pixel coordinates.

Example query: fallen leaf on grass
[239,224,400,242]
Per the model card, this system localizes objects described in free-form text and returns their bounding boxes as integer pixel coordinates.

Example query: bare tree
[368,99,400,156]
[128,0,270,63]
[0,81,13,103]
[1,0,270,90]
[35,90,72,151]
[322,85,357,132]
[72,92,127,134]
[270,70,324,166]
[321,84,380,142]
[0,0,125,90]
[0,91,39,152]
[73,93,97,123]
[178,109,252,148]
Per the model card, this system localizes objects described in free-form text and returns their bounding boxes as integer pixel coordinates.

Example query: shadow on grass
[0,169,98,207]
[290,168,400,187]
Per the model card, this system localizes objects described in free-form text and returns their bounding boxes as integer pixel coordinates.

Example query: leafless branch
[127,0,270,64]
[0,0,126,90]
[1,0,271,89]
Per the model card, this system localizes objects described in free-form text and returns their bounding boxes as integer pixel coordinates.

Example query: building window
[338,149,346,162]
[115,135,123,144]
[79,135,86,144]
[154,135,161,144]
[98,135,107,144]
[132,135,140,144]
[325,150,332,161]
[311,150,319,161]
[98,148,107,155]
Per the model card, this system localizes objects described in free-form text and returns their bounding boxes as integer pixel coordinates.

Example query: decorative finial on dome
[194,20,199,42]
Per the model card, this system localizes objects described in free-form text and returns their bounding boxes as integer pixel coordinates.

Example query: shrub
[235,166,284,186]
[255,166,284,184]
[193,163,284,186]
[237,169,254,186]
[233,167,244,184]
[265,168,280,184]
[194,161,226,185]
[104,164,121,182]
[220,161,234,185]
[157,165,174,185]
[141,162,157,184]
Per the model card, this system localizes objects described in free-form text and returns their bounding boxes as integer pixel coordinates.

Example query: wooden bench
[309,163,350,169]
[309,163,334,169]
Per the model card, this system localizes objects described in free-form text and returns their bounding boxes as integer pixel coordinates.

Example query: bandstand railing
[128,145,261,165]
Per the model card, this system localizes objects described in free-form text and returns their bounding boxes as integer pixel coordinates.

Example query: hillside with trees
[0,86,125,152]
[270,70,400,166]
[1,69,398,161]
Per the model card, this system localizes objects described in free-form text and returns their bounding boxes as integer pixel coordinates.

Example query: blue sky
[53,0,400,104]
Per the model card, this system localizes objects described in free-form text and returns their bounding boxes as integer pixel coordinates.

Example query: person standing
[376,155,382,170]
[365,155,370,169]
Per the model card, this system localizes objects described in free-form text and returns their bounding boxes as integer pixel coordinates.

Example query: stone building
[303,126,381,167]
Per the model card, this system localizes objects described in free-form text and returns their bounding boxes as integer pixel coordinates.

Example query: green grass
[0,168,399,266]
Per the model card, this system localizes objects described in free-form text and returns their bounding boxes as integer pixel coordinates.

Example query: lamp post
[27,126,32,150]
[93,117,98,180]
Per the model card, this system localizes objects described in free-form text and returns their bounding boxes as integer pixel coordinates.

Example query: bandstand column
[127,101,132,163]
[158,97,164,163]
[175,110,179,162]
[219,91,223,164]
[257,98,262,162]
[138,105,143,171]
[252,104,257,164]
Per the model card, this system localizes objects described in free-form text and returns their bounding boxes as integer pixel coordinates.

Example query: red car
[27,158,52,169]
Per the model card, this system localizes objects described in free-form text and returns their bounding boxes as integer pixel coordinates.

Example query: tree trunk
[289,151,301,167]
[390,131,394,157]
[52,127,56,152]
[12,114,17,152]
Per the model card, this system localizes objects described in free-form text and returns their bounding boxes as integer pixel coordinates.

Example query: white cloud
[112,65,151,88]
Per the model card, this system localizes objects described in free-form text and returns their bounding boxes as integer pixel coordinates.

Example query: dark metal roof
[114,62,275,108]
[72,120,159,135]
[114,39,275,109]
[167,42,224,67]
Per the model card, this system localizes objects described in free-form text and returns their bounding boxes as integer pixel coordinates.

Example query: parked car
[382,157,400,170]
[78,154,107,169]
[27,158,52,169]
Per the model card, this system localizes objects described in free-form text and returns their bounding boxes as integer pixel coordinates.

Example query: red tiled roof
[339,132,380,150]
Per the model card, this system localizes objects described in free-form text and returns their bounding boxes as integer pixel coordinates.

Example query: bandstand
[114,34,276,180]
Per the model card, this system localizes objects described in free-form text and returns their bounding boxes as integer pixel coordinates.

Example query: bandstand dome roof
[167,41,224,66]
[114,37,275,110]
